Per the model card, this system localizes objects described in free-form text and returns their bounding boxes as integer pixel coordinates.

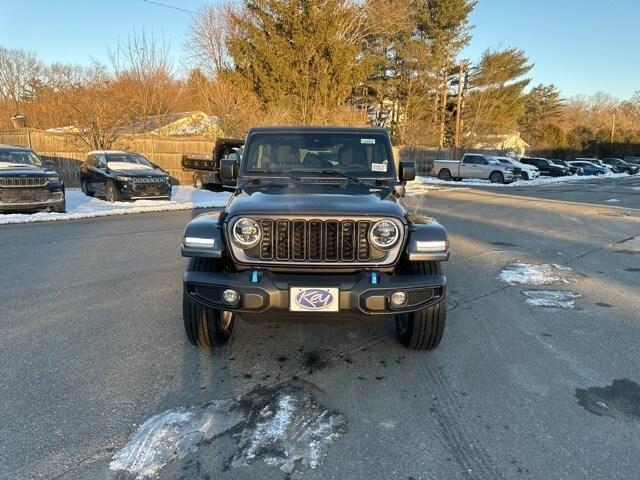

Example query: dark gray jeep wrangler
[181,127,449,350]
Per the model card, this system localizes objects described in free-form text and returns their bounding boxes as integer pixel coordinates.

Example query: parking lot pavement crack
[450,285,512,311]
[564,232,640,265]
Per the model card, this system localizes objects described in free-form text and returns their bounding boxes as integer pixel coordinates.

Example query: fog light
[222,289,240,306]
[390,291,407,307]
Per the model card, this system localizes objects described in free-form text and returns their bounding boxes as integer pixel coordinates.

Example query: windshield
[244,133,393,177]
[0,150,43,168]
[106,153,153,167]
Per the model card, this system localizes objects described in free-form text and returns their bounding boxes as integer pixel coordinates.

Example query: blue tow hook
[370,271,378,285]
[251,270,261,283]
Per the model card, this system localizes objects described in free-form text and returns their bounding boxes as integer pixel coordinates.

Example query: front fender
[181,212,225,258]
[405,215,450,262]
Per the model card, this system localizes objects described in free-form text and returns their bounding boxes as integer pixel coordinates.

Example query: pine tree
[465,47,532,139]
[519,83,563,145]
[228,0,370,124]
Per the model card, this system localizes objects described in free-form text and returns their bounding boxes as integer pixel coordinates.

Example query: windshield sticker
[371,163,387,172]
[361,138,376,144]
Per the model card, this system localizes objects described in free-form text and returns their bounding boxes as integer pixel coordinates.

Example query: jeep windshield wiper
[259,170,303,182]
[293,168,367,186]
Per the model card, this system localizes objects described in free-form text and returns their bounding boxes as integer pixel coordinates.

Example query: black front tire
[489,171,504,184]
[194,174,205,190]
[105,180,121,202]
[395,261,446,351]
[183,257,235,347]
[521,172,529,181]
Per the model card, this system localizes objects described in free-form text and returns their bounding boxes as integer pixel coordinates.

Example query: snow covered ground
[416,171,631,188]
[0,187,230,225]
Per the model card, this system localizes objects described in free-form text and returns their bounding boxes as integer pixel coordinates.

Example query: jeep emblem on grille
[295,289,334,310]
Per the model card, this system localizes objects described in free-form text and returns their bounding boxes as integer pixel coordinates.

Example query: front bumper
[0,185,64,212]
[184,269,446,318]
[119,182,171,200]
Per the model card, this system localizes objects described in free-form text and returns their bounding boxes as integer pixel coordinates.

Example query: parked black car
[519,157,570,176]
[0,144,66,213]
[181,126,450,351]
[601,158,639,174]
[80,151,171,202]
[550,159,583,175]
[567,160,609,176]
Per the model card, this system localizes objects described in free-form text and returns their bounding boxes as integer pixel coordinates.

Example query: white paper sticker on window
[361,138,376,144]
[371,163,386,172]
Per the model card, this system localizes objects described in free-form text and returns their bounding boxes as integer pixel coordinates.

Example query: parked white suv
[496,157,539,181]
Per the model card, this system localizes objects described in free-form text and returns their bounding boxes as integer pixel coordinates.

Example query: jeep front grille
[255,218,374,262]
[0,177,47,187]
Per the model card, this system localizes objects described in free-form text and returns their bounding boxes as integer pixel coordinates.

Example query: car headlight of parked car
[232,217,261,248]
[117,176,133,183]
[47,175,60,183]
[369,219,400,250]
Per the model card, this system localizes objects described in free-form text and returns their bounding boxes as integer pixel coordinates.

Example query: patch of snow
[0,187,230,225]
[522,290,581,309]
[499,262,575,285]
[230,385,346,473]
[106,161,153,171]
[417,171,630,188]
[110,382,346,478]
[110,400,244,479]
[604,198,620,203]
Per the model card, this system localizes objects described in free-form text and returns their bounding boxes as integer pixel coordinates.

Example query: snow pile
[110,381,346,478]
[229,385,346,473]
[417,171,630,188]
[499,263,575,285]
[522,290,582,309]
[110,400,245,479]
[0,187,230,225]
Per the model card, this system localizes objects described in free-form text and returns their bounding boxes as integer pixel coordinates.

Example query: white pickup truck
[433,153,521,184]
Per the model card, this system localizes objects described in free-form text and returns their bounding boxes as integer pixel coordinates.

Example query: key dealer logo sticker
[295,289,334,310]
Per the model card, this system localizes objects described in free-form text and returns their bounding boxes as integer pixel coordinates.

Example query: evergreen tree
[228,0,370,124]
[465,47,532,139]
[519,83,563,145]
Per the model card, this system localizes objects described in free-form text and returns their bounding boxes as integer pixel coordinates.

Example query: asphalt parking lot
[1,176,639,480]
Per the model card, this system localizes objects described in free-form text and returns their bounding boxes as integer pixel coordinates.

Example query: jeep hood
[225,187,406,218]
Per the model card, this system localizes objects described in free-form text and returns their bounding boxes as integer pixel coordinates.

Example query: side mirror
[44,159,55,169]
[220,159,239,183]
[399,161,416,182]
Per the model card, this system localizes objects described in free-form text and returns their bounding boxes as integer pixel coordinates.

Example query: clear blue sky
[1,0,638,99]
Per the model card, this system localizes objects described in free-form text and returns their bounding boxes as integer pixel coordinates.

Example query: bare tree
[110,30,176,130]
[187,3,235,76]
[0,47,42,115]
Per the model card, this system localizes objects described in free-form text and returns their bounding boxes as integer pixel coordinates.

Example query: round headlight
[232,217,261,249]
[369,219,400,250]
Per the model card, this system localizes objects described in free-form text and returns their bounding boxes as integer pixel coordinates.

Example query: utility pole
[454,61,467,150]
[610,107,617,144]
